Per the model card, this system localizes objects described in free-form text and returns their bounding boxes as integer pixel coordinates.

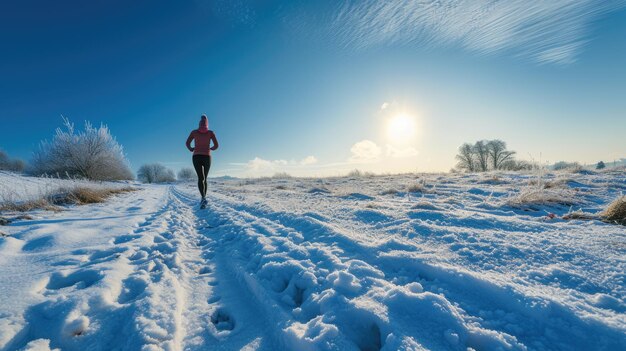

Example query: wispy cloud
[330,0,626,64]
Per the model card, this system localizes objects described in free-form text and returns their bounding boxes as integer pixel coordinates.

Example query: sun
[387,113,417,143]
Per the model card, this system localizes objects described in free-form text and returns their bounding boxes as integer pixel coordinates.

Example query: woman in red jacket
[186,115,219,207]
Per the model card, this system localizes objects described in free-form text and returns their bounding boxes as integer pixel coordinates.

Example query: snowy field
[0,171,625,350]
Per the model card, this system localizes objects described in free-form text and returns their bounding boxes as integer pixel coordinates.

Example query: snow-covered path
[1,172,625,350]
[0,185,283,351]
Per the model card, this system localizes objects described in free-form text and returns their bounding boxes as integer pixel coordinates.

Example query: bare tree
[138,163,176,183]
[455,143,476,172]
[472,140,490,172]
[455,139,521,172]
[177,167,195,181]
[487,140,516,170]
[31,118,133,180]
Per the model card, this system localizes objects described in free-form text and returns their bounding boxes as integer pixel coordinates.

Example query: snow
[0,171,625,350]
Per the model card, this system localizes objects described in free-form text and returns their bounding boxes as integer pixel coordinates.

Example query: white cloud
[380,102,389,110]
[350,140,382,163]
[330,0,626,64]
[386,144,419,158]
[246,157,288,171]
[238,155,319,175]
[300,155,318,165]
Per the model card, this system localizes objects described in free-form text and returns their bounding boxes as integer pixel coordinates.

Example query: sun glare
[387,113,417,143]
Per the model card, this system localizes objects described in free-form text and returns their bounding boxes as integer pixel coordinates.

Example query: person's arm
[186,132,195,152]
[210,132,219,151]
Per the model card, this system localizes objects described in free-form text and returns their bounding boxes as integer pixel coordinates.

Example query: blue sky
[1,0,625,176]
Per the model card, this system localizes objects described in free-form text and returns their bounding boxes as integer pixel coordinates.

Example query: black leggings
[192,155,211,198]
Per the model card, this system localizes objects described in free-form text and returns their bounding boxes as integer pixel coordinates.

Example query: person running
[186,115,219,208]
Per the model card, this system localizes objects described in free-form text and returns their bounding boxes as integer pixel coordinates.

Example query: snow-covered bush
[177,167,195,181]
[138,163,176,183]
[30,118,133,180]
[0,150,25,172]
[347,169,375,177]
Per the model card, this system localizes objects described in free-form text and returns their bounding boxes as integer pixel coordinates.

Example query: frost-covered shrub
[501,160,536,171]
[138,163,176,183]
[552,161,582,171]
[177,167,195,181]
[0,150,26,172]
[30,118,133,180]
[347,169,375,177]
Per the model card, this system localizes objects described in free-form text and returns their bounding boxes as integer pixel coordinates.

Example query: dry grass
[411,201,443,211]
[543,178,571,189]
[0,198,56,212]
[407,183,426,193]
[506,187,578,209]
[479,174,509,185]
[562,210,598,221]
[561,195,626,226]
[54,186,135,205]
[600,195,626,225]
[527,176,571,189]
[0,186,136,213]
[380,188,399,195]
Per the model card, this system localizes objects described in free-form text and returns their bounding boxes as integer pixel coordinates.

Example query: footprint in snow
[117,275,148,304]
[46,269,103,290]
[113,234,141,244]
[89,247,127,261]
[211,308,235,331]
[22,235,55,252]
